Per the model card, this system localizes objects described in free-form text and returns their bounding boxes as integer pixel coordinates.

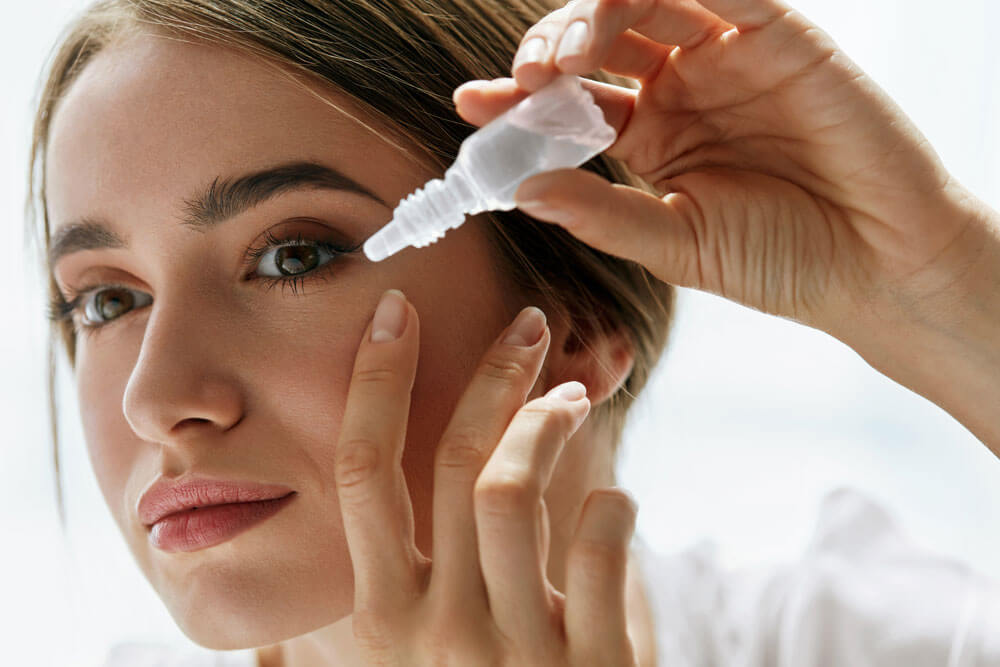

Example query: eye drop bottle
[363,73,617,262]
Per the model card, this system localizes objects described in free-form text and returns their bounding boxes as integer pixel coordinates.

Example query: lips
[138,475,295,528]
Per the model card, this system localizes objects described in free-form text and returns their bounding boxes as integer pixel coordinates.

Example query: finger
[553,0,728,77]
[335,289,422,612]
[453,79,532,128]
[512,167,713,290]
[474,382,591,651]
[509,3,575,92]
[600,29,673,81]
[511,0,730,92]
[537,496,551,570]
[430,306,550,603]
[696,0,793,31]
[565,487,639,666]
[453,76,635,149]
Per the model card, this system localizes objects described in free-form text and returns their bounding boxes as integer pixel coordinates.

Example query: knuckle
[334,438,382,488]
[480,354,530,386]
[436,426,489,471]
[474,477,538,518]
[572,537,628,572]
[351,365,398,387]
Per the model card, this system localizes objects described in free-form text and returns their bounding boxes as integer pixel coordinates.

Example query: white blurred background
[3,0,999,665]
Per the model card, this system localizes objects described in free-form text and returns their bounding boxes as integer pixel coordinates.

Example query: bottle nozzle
[363,74,616,262]
[362,222,408,262]
[364,169,478,262]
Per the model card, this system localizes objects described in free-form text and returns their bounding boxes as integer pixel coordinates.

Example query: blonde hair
[27,0,675,528]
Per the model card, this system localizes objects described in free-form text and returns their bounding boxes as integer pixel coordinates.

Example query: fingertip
[545,380,587,402]
[543,381,591,434]
[453,79,488,105]
[615,486,639,519]
[585,487,638,542]
[512,62,559,92]
[370,289,409,343]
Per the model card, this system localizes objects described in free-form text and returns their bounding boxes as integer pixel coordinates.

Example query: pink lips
[138,476,295,553]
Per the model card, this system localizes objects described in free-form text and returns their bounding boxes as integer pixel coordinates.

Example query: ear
[537,312,635,407]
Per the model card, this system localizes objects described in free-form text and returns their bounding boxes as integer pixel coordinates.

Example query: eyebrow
[48,161,388,267]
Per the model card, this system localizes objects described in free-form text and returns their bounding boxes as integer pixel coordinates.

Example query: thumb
[513,168,704,289]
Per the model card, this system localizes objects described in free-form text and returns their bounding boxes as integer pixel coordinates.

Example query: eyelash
[48,230,363,334]
[244,229,362,294]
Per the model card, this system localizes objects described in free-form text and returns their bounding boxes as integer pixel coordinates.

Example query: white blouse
[632,488,1000,666]
[103,488,1000,666]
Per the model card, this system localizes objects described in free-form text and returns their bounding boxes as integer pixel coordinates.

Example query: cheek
[249,323,359,467]
[76,339,140,520]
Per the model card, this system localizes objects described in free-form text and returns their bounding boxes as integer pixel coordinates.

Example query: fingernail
[556,21,590,63]
[503,306,547,347]
[546,380,587,402]
[454,79,488,93]
[453,79,489,102]
[514,37,548,70]
[371,289,408,342]
[517,200,576,226]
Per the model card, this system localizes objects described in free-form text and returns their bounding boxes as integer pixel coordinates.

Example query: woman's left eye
[248,231,362,284]
[254,240,338,278]
[51,233,363,333]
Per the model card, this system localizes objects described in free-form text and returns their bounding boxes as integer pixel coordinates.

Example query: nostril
[177,417,212,428]
[174,413,244,434]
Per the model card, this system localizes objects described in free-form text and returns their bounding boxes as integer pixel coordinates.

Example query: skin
[46,0,1000,663]
[46,31,654,667]
[458,0,1000,451]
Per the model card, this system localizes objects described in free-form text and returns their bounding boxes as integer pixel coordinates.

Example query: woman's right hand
[454,0,998,348]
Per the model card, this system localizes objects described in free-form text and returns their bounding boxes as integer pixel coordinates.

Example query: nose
[122,296,245,443]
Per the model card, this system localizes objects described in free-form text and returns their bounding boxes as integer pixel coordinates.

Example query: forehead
[45,32,419,236]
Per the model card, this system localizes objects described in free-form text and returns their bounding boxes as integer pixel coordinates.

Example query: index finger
[335,289,423,612]
[510,0,730,92]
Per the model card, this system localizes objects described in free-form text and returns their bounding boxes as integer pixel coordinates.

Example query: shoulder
[772,488,1000,664]
[101,641,258,667]
[634,487,1000,667]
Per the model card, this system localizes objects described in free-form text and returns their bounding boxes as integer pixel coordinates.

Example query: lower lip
[149,493,296,553]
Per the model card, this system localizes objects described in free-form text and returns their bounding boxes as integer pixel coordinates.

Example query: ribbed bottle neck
[442,162,482,217]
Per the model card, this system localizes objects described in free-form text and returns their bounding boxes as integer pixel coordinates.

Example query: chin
[137,520,358,650]
[166,564,357,650]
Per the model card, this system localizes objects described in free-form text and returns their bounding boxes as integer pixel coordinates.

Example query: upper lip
[138,475,295,527]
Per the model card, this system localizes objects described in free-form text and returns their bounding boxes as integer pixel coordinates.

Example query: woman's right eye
[80,286,153,327]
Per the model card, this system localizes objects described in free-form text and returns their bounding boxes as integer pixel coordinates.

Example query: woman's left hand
[453,0,1000,450]
[333,289,640,666]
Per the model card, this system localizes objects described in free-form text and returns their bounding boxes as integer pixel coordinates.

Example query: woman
[28,0,1000,665]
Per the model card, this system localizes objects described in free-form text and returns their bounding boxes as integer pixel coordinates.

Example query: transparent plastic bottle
[363,73,617,262]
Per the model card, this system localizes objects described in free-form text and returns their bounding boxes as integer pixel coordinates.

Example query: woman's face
[46,33,522,648]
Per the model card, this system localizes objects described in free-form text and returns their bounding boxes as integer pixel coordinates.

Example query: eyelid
[48,282,151,331]
[51,222,364,331]
[244,227,363,277]
[252,239,335,279]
